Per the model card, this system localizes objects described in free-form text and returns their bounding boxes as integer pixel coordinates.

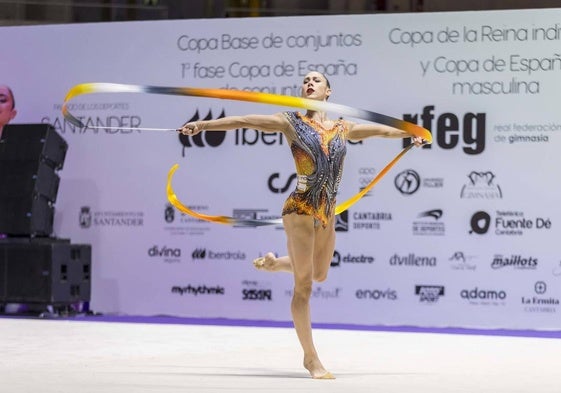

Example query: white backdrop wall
[1,8,561,329]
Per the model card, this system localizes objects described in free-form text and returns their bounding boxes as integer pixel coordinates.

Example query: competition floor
[1,316,559,393]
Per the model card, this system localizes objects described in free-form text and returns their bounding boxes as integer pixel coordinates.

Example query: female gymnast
[178,71,424,379]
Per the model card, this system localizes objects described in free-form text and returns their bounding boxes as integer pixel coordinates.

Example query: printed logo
[232,208,280,228]
[402,105,486,155]
[163,203,211,237]
[492,123,552,145]
[535,281,547,295]
[389,253,437,267]
[285,286,342,299]
[334,210,349,232]
[148,245,182,263]
[331,250,375,267]
[394,169,443,195]
[460,171,502,199]
[358,167,376,196]
[178,109,227,156]
[491,254,538,270]
[47,101,139,135]
[191,248,246,261]
[470,210,552,236]
[268,172,297,193]
[413,209,445,236]
[358,167,377,175]
[460,287,507,306]
[522,281,560,313]
[415,285,445,303]
[242,288,273,301]
[494,211,552,236]
[241,279,273,301]
[419,209,442,220]
[79,207,143,228]
[171,285,225,296]
[351,211,392,231]
[449,251,476,271]
[164,204,175,223]
[423,177,444,188]
[79,206,92,228]
[395,169,420,195]
[355,288,398,300]
[469,211,491,234]
[191,248,207,259]
[331,251,340,267]
[234,128,286,147]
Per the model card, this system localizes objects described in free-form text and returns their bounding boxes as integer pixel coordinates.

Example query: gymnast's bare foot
[304,356,335,380]
[253,252,278,272]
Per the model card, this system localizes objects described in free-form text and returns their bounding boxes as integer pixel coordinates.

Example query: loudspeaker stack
[0,123,66,236]
[0,124,91,309]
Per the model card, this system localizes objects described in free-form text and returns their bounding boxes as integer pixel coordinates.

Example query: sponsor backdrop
[2,8,561,329]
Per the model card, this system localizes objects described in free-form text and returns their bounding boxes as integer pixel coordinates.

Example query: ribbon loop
[63,82,432,227]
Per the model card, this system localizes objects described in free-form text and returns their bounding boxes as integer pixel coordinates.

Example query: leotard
[281,111,347,228]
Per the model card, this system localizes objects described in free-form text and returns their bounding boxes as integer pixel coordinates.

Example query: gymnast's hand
[177,122,202,136]
[411,136,427,147]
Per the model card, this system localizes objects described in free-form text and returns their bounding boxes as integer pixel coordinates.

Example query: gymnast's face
[0,85,17,128]
[301,72,331,101]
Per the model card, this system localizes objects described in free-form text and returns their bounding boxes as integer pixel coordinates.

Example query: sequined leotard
[281,111,347,228]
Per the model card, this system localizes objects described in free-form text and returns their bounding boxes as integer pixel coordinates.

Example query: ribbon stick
[62,82,432,226]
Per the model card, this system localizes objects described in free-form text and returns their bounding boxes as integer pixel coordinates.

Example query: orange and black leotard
[281,111,348,228]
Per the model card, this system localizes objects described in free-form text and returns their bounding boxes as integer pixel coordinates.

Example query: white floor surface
[0,318,558,393]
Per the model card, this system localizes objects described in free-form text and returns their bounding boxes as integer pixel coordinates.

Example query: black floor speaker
[0,123,68,170]
[0,238,91,304]
[0,195,54,237]
[0,123,67,236]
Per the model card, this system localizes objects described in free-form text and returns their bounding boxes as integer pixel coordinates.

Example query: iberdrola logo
[178,109,227,156]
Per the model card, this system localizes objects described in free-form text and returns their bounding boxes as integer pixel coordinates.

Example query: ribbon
[63,82,432,226]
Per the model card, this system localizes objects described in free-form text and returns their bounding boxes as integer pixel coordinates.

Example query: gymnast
[178,71,425,379]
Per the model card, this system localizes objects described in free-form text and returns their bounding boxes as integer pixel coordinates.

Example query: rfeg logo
[401,105,486,155]
[178,109,227,156]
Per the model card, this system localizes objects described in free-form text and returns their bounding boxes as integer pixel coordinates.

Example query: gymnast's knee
[313,270,328,283]
[292,281,313,301]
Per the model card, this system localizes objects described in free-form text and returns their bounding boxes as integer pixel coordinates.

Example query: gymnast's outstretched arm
[178,112,291,135]
[346,121,426,145]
